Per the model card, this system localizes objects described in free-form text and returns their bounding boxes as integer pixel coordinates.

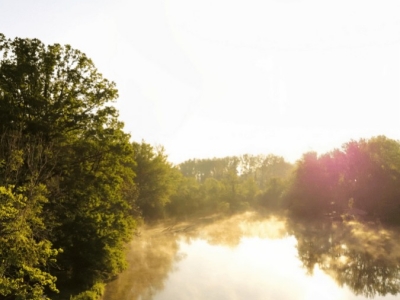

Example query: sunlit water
[103,213,400,300]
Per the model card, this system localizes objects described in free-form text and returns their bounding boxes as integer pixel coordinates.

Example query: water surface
[103,213,400,300]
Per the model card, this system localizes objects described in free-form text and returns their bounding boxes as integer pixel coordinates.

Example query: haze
[1,0,399,163]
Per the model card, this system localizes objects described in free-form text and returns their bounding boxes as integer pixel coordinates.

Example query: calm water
[103,212,400,300]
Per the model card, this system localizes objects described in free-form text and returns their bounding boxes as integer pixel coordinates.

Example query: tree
[286,136,400,223]
[0,33,136,298]
[166,176,201,218]
[132,142,179,220]
[342,136,400,222]
[50,125,136,294]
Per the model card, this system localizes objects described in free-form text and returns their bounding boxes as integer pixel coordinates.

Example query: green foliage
[70,283,105,300]
[132,142,180,220]
[257,177,286,210]
[51,130,136,292]
[0,185,59,300]
[0,33,137,298]
[166,176,201,218]
[171,154,293,216]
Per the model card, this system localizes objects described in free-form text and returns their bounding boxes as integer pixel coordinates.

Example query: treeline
[2,33,400,299]
[131,146,294,219]
[287,136,400,223]
[171,137,400,225]
[166,154,293,218]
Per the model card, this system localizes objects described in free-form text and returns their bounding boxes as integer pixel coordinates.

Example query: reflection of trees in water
[103,227,183,300]
[104,212,400,299]
[103,212,287,299]
[332,252,400,298]
[171,212,287,248]
[196,212,287,247]
[289,218,400,298]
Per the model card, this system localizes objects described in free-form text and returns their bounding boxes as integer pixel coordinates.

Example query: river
[103,212,400,300]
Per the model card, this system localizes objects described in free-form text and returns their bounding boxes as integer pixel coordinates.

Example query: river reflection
[103,212,400,300]
[290,218,400,298]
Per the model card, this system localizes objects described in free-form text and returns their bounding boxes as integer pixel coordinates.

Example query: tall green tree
[0,33,137,299]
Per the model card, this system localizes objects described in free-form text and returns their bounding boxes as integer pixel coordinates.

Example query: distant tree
[176,154,293,214]
[166,176,201,218]
[257,177,286,210]
[286,136,400,223]
[286,152,333,216]
[237,176,259,206]
[341,136,400,222]
[255,154,293,189]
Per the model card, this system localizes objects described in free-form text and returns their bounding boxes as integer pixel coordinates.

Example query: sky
[1,0,400,164]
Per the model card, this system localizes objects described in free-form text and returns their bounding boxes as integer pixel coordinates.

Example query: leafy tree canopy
[0,33,136,299]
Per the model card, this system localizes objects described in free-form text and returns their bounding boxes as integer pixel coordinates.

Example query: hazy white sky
[1,0,399,163]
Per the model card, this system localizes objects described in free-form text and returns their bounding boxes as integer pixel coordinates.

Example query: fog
[103,212,400,300]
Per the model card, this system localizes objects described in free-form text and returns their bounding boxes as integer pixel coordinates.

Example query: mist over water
[103,212,400,300]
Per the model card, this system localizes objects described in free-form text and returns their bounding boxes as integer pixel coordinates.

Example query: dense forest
[1,34,400,299]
